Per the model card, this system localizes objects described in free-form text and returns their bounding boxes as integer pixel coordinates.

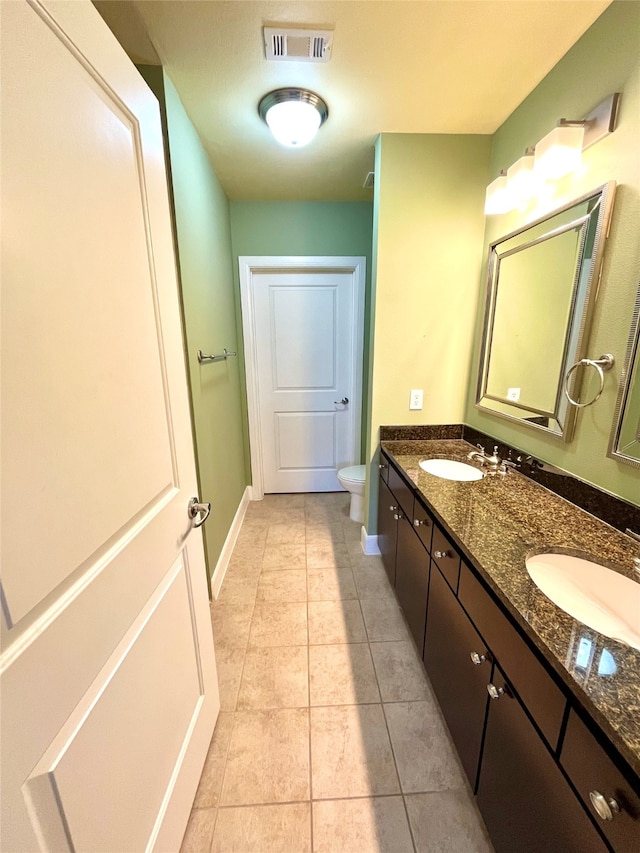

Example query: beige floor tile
[305,522,346,544]
[211,603,253,650]
[370,641,435,702]
[214,646,246,711]
[307,567,357,601]
[263,494,306,509]
[308,600,367,644]
[306,542,351,568]
[341,520,362,542]
[266,523,306,545]
[236,516,270,534]
[193,713,236,809]
[312,797,414,853]
[384,701,465,793]
[262,542,307,570]
[257,569,307,602]
[249,602,308,647]
[309,644,379,706]
[216,574,258,606]
[304,504,350,524]
[237,646,308,709]
[405,791,494,853]
[360,597,410,642]
[180,808,217,853]
[212,803,311,853]
[220,709,310,805]
[232,537,266,560]
[352,561,393,598]
[226,551,263,577]
[310,704,400,799]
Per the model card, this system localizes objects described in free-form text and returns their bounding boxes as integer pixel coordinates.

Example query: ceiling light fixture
[258,88,328,147]
[485,93,620,215]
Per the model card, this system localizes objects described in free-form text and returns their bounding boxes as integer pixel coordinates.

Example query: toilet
[337,464,366,523]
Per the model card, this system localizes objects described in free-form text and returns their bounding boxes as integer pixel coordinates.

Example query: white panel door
[0,2,218,851]
[247,264,364,493]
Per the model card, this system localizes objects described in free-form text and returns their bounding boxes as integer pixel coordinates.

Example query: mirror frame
[476,183,616,441]
[608,279,640,468]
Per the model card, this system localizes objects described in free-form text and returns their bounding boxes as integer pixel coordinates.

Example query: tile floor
[181,493,493,853]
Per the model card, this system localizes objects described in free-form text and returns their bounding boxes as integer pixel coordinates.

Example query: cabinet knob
[389,505,397,512]
[414,518,425,527]
[394,513,402,521]
[434,550,450,560]
[589,790,620,822]
[487,683,504,700]
[379,463,387,470]
[469,651,486,666]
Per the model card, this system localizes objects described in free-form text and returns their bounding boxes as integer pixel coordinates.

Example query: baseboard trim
[210,485,251,599]
[360,526,381,555]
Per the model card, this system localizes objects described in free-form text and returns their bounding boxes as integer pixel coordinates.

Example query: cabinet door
[477,666,609,853]
[423,565,490,790]
[395,513,430,655]
[378,476,399,587]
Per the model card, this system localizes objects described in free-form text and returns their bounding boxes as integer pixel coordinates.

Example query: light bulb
[265,100,322,147]
[484,172,513,215]
[507,151,537,203]
[534,125,584,181]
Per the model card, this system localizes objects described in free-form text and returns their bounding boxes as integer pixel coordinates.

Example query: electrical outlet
[507,387,521,402]
[409,389,423,410]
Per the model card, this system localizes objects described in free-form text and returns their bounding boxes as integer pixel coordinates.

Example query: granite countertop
[381,438,640,776]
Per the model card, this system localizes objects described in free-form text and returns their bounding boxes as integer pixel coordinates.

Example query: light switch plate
[410,389,423,410]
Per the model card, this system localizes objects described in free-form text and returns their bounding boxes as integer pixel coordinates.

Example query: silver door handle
[188,497,211,528]
[334,397,349,404]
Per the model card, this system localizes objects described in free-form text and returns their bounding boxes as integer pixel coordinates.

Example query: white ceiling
[96,1,612,201]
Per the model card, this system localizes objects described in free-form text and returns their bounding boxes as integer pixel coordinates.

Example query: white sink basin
[419,458,484,481]
[526,552,640,651]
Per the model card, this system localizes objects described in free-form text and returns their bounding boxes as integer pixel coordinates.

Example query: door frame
[239,256,366,499]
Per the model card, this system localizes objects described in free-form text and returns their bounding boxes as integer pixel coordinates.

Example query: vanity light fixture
[484,170,513,215]
[485,93,620,215]
[258,88,328,147]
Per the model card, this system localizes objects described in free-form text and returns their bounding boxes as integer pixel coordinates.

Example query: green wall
[465,0,640,506]
[366,133,492,530]
[229,201,374,467]
[159,72,249,579]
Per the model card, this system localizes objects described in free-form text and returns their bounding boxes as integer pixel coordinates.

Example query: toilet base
[349,492,364,524]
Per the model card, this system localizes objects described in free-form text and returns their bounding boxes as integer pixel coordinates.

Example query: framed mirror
[608,280,640,468]
[476,182,616,440]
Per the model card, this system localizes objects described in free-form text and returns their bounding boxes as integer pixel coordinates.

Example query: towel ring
[563,354,615,408]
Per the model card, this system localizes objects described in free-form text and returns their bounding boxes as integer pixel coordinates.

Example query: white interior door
[0,3,218,851]
[240,259,365,495]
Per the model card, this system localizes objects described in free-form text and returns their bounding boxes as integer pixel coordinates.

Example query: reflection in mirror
[608,280,640,468]
[477,183,616,440]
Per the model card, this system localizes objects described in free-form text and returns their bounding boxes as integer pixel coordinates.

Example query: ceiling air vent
[263,27,333,63]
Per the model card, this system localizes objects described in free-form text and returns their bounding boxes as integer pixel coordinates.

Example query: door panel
[241,259,365,495]
[395,515,430,655]
[0,3,218,850]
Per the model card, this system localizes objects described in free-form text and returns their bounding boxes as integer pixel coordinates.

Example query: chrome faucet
[467,443,487,464]
[467,444,503,472]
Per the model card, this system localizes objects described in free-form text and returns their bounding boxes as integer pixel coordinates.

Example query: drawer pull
[434,549,450,560]
[414,518,427,527]
[487,683,504,700]
[394,513,403,521]
[470,651,486,666]
[379,463,387,470]
[389,505,397,512]
[589,790,620,822]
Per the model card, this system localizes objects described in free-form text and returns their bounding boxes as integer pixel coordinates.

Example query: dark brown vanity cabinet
[377,475,400,587]
[477,665,609,853]
[423,564,490,787]
[394,511,430,654]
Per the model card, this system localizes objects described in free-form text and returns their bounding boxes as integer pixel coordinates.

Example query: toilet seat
[338,464,365,485]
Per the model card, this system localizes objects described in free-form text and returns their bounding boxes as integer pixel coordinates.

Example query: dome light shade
[259,88,328,147]
[534,124,584,180]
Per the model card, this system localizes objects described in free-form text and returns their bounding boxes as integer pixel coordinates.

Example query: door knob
[188,497,211,528]
[334,397,349,404]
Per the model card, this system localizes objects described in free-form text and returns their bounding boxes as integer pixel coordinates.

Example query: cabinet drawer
[458,562,566,750]
[431,525,461,592]
[412,498,434,553]
[388,464,414,518]
[560,709,640,853]
[378,453,390,484]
